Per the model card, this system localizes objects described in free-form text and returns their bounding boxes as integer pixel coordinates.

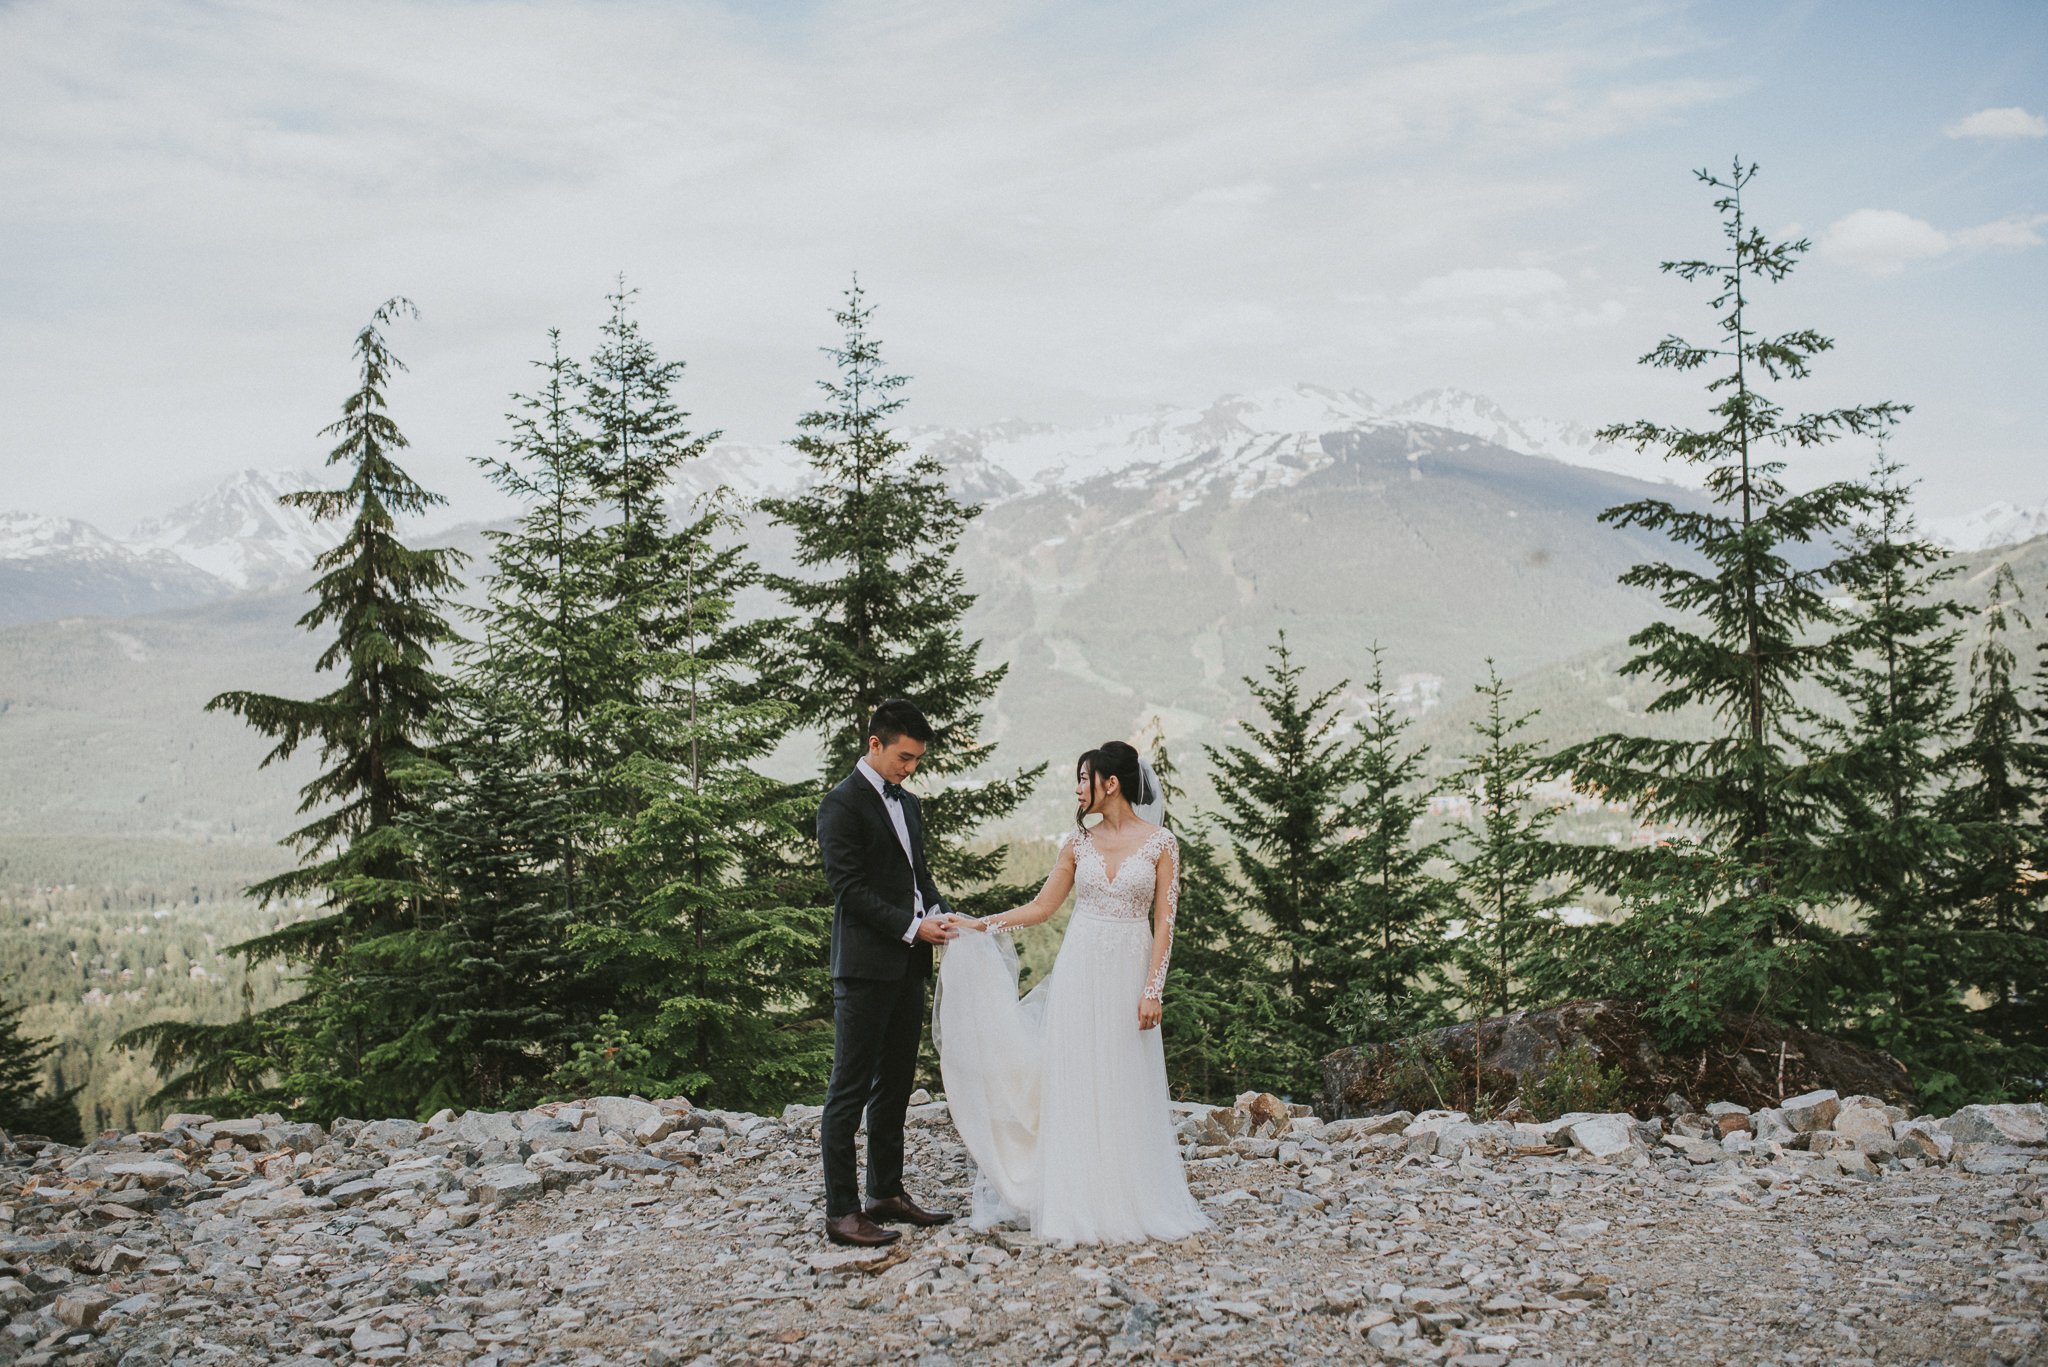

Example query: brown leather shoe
[864,1193,955,1227]
[825,1212,902,1247]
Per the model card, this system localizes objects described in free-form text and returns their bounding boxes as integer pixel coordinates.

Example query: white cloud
[1406,267,1567,307]
[1954,216,2048,251]
[1816,210,1952,275]
[1945,106,2048,140]
[1817,208,2048,276]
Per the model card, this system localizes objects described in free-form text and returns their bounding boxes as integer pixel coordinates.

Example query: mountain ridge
[9,388,2041,633]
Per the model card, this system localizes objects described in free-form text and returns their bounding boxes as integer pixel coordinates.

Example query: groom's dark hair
[869,699,934,748]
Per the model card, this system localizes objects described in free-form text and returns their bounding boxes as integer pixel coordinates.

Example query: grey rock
[354,1118,425,1150]
[635,1114,681,1144]
[350,1322,407,1353]
[205,1117,266,1139]
[453,1110,522,1148]
[1894,1118,1954,1162]
[55,1287,117,1329]
[583,1095,661,1135]
[1367,1320,1407,1349]
[1832,1103,1893,1145]
[1660,1135,1727,1164]
[104,1159,187,1188]
[598,1152,676,1175]
[1780,1089,1841,1133]
[1944,1103,2047,1147]
[1752,1107,1794,1144]
[1564,1114,1635,1159]
[264,1121,329,1152]
[1955,1144,2036,1175]
[1320,1112,1412,1142]
[466,1163,544,1206]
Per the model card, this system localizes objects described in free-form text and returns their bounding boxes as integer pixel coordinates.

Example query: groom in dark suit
[816,699,960,1246]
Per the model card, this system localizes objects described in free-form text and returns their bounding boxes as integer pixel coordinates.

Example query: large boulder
[1318,999,1915,1120]
[583,1096,661,1136]
[1943,1104,2047,1147]
[465,1163,543,1206]
[1780,1090,1840,1134]
[1563,1114,1637,1160]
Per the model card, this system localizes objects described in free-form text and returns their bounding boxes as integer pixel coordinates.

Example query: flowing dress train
[934,826,1209,1244]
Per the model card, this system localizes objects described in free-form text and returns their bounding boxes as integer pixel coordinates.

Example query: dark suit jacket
[817,770,946,980]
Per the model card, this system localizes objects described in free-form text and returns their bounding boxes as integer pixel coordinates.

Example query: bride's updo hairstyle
[1075,740,1153,830]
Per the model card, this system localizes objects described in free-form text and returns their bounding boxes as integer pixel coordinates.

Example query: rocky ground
[1,1092,2044,1366]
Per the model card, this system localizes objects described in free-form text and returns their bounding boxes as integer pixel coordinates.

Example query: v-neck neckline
[1086,826,1155,886]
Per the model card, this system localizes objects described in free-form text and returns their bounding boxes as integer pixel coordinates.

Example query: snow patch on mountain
[130,469,332,589]
[1928,499,2048,553]
[0,510,136,562]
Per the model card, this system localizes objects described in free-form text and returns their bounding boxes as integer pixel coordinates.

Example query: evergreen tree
[761,278,1039,905]
[470,329,611,913]
[1143,725,1301,1101]
[565,495,832,1111]
[122,298,466,1121]
[1449,662,1575,1021]
[1942,565,2048,1083]
[1550,162,1904,1036]
[1804,456,1986,1105]
[576,281,722,778]
[1206,636,1383,1091]
[0,981,82,1144]
[358,693,582,1112]
[1342,647,1455,1042]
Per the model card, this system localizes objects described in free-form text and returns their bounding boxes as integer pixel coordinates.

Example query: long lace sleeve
[1142,830,1179,1002]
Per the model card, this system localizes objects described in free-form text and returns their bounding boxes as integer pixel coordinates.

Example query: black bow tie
[882,780,907,803]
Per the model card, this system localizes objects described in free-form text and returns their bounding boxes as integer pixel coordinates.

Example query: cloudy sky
[3,0,2043,529]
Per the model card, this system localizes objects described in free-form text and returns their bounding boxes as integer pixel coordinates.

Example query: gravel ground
[3,1098,2042,1366]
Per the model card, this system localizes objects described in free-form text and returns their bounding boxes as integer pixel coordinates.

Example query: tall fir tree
[122,299,466,1121]
[761,278,1039,905]
[565,494,831,1111]
[457,289,825,1106]
[1342,646,1454,1042]
[1941,564,2048,1085]
[470,329,612,907]
[1550,162,1903,1037]
[1206,636,1385,1092]
[576,282,720,777]
[1449,662,1576,1021]
[1804,456,1987,1105]
[1142,725,1301,1101]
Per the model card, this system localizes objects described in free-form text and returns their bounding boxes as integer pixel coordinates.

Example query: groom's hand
[915,915,958,945]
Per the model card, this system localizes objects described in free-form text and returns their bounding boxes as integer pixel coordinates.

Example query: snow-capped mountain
[130,468,333,590]
[690,385,1676,507]
[1,387,1678,628]
[0,511,230,626]
[1929,499,2048,553]
[0,510,134,563]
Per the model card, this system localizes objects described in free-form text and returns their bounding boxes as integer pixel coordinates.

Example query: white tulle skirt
[934,914,1210,1244]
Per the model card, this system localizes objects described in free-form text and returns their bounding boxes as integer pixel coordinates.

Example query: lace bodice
[1061,826,1180,1000]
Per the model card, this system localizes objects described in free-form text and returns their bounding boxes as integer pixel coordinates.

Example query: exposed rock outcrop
[1320,998,1915,1120]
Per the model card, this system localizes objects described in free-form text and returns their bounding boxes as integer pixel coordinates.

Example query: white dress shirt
[856,757,926,943]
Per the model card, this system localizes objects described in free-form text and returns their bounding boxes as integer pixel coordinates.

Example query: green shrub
[1520,1039,1624,1122]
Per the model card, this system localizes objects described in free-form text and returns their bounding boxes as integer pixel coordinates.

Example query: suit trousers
[821,969,929,1219]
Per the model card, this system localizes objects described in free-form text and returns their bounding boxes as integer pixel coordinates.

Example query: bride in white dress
[934,741,1210,1244]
